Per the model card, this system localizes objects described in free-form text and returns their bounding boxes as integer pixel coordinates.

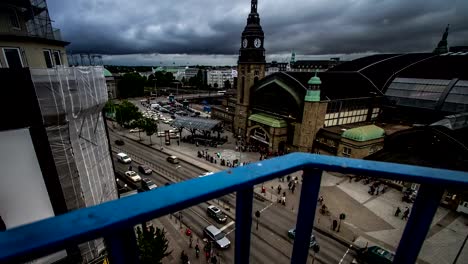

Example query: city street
[109,130,356,263]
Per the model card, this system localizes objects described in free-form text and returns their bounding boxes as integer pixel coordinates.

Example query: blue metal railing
[1,153,467,264]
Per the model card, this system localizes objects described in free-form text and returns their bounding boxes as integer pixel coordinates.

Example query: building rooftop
[342,125,385,142]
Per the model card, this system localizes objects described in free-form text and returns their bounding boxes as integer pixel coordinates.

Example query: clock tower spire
[234,0,266,138]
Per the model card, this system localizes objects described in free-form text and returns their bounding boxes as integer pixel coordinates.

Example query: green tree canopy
[117,73,146,98]
[136,225,172,264]
[140,117,158,145]
[115,100,142,127]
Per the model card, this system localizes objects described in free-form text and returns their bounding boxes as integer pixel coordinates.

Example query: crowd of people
[196,149,253,168]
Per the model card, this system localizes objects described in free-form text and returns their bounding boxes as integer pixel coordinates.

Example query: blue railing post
[393,184,445,264]
[235,187,254,264]
[104,227,140,264]
[291,169,323,264]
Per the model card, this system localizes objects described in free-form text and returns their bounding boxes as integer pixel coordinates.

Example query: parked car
[287,228,318,248]
[116,153,131,163]
[129,128,141,133]
[124,171,141,182]
[166,155,179,164]
[198,171,214,178]
[115,139,124,146]
[204,225,230,249]
[207,205,227,223]
[138,164,152,175]
[141,178,157,191]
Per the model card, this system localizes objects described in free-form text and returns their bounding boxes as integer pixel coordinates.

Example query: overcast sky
[48,0,468,66]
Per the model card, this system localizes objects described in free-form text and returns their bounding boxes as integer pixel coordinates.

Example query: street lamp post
[238,135,242,166]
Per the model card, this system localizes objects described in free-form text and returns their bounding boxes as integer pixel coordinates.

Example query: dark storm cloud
[48,0,468,56]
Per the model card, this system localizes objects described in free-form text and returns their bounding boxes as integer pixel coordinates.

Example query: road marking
[260,202,274,213]
[226,227,236,235]
[219,221,235,232]
[339,244,353,264]
[188,208,211,224]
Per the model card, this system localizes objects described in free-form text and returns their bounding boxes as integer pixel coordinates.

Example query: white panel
[0,128,67,263]
[332,119,338,126]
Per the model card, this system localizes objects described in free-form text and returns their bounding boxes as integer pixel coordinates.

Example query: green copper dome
[308,70,321,85]
[342,125,385,142]
[103,68,112,77]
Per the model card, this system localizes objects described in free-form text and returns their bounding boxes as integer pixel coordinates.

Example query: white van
[116,152,132,163]
[151,103,160,110]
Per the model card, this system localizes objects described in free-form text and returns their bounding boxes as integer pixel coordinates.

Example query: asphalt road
[109,130,356,263]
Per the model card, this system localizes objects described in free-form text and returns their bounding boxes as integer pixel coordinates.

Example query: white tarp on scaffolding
[30,66,117,262]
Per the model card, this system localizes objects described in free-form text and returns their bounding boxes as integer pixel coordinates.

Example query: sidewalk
[111,121,468,264]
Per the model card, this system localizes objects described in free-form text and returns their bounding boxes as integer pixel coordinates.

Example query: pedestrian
[294,177,299,185]
[318,195,324,205]
[402,207,410,220]
[189,235,193,248]
[395,207,401,217]
[287,175,291,182]
[291,184,296,194]
[211,255,218,264]
[332,220,338,231]
[277,185,282,194]
[177,140,180,146]
[195,244,200,258]
[288,181,292,190]
[196,141,199,147]
[128,165,132,171]
[281,196,286,206]
[205,251,210,262]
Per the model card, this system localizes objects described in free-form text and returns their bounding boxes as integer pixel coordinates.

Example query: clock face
[242,39,248,48]
[254,38,261,48]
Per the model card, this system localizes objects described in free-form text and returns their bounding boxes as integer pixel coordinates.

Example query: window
[343,147,352,157]
[43,50,53,68]
[9,9,21,29]
[53,51,62,66]
[3,48,23,68]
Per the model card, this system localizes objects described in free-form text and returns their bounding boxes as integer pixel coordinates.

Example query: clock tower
[234,0,266,138]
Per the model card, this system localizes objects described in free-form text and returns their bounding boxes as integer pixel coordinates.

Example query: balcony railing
[0,153,467,264]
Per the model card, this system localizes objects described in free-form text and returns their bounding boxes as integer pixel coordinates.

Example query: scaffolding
[2,0,56,40]
[24,0,55,39]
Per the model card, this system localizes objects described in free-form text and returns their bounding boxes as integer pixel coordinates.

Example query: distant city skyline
[49,0,468,65]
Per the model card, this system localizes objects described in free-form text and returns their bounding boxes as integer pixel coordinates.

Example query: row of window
[1,47,62,69]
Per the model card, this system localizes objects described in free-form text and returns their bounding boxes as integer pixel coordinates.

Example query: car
[115,139,125,146]
[116,152,131,163]
[163,119,172,124]
[166,155,179,164]
[287,228,318,248]
[138,164,152,175]
[159,107,169,113]
[204,225,230,249]
[141,178,157,191]
[198,171,214,178]
[357,246,394,264]
[129,128,141,133]
[124,170,142,182]
[207,205,227,223]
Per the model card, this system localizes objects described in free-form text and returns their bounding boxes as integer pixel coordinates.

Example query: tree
[131,118,145,141]
[224,79,231,89]
[115,100,142,127]
[140,117,158,145]
[117,73,146,98]
[136,225,172,264]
